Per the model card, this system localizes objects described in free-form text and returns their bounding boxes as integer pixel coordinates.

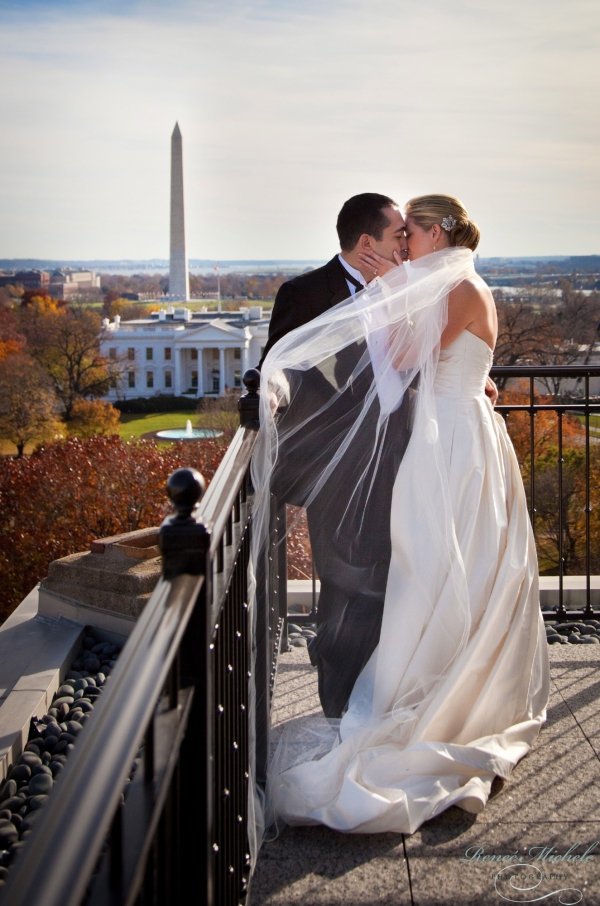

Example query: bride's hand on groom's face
[358,249,403,281]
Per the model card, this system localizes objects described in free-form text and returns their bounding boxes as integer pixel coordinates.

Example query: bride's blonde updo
[405,194,480,251]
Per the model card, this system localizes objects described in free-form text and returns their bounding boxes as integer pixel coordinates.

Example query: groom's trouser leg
[309,583,385,718]
[303,406,407,718]
[306,501,390,717]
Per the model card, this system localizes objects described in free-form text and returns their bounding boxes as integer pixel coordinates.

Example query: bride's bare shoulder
[449,275,494,308]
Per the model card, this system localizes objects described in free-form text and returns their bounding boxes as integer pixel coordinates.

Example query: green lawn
[118,409,238,441]
[573,413,600,437]
[0,409,237,455]
[118,411,195,440]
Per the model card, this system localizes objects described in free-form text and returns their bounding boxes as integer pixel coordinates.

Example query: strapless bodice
[434,330,493,399]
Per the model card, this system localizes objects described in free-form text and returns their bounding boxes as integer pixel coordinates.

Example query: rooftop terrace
[251,643,600,905]
[0,365,599,904]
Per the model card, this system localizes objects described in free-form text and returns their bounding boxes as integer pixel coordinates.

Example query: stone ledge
[0,588,83,781]
[38,588,137,638]
[539,574,600,608]
[38,531,163,621]
[0,582,131,783]
[287,578,600,614]
[0,529,162,781]
[90,527,159,558]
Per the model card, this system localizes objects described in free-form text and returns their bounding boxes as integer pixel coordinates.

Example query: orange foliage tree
[0,353,64,456]
[286,506,313,581]
[18,301,124,419]
[531,446,600,575]
[500,382,583,464]
[499,382,598,575]
[66,399,121,438]
[0,435,229,620]
[0,302,25,362]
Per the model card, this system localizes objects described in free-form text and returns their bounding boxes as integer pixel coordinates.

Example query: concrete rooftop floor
[250,643,600,906]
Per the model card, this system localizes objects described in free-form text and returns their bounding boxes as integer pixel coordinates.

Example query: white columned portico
[241,343,249,376]
[219,348,226,396]
[197,350,204,396]
[174,348,184,395]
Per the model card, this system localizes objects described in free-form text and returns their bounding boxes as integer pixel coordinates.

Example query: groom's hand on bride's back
[485,376,498,406]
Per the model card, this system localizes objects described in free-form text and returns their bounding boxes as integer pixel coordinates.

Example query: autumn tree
[494,284,600,393]
[0,285,21,307]
[66,399,121,438]
[0,353,64,456]
[100,273,167,298]
[196,392,243,439]
[500,382,583,465]
[533,283,600,394]
[0,434,230,619]
[103,297,158,321]
[18,301,125,419]
[552,281,600,353]
[498,383,597,576]
[0,300,25,362]
[20,291,62,312]
[528,445,600,576]
[286,505,313,581]
[494,296,553,385]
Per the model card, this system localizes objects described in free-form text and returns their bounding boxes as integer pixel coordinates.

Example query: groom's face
[367,206,407,262]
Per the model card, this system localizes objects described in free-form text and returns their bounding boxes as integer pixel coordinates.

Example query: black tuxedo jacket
[257,253,411,716]
[260,254,368,505]
[259,252,410,569]
[258,255,350,367]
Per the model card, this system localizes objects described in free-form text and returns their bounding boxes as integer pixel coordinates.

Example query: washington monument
[169,122,189,301]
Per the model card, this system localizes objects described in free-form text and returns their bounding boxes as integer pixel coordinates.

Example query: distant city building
[48,269,101,300]
[0,269,51,290]
[100,305,268,400]
[0,268,100,299]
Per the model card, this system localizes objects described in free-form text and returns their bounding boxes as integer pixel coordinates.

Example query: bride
[251,194,550,836]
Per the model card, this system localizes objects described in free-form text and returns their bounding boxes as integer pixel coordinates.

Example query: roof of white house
[101,306,270,335]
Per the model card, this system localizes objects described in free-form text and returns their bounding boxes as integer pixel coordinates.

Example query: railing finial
[238,368,260,429]
[166,467,206,520]
[160,468,210,579]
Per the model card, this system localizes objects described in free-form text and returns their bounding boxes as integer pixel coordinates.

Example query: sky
[0,0,599,261]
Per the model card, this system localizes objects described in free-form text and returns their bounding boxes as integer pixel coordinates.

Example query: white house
[100,305,269,400]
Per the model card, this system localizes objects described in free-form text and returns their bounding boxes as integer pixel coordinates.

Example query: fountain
[156,418,223,441]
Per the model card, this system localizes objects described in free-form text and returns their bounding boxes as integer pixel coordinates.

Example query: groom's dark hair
[337,193,398,251]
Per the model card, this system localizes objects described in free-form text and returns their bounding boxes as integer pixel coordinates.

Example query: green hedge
[113,395,198,414]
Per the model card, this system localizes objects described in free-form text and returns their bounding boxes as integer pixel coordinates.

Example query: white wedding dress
[265,328,550,835]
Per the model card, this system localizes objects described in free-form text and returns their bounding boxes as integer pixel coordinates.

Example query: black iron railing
[491,364,600,619]
[2,372,272,906]
[2,364,598,906]
[284,364,600,625]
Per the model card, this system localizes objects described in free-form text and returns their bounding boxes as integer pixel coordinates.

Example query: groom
[259,194,409,717]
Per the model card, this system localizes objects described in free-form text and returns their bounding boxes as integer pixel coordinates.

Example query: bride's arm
[356,250,424,370]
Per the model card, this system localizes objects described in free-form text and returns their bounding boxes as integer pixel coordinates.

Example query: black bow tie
[341,266,365,294]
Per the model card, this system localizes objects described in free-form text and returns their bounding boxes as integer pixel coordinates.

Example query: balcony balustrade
[1,364,598,905]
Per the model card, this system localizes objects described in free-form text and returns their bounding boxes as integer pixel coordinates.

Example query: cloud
[0,0,598,258]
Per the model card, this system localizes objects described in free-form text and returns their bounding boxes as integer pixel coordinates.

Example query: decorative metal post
[159,467,214,902]
[238,368,260,429]
[159,467,209,579]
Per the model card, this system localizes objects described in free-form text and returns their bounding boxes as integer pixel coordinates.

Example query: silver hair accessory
[441,214,457,232]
